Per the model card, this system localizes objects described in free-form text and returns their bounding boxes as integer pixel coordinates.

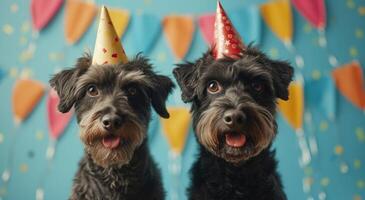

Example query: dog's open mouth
[225,132,246,148]
[102,135,121,149]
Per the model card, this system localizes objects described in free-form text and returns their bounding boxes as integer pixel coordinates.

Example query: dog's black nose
[101,114,122,130]
[223,110,246,127]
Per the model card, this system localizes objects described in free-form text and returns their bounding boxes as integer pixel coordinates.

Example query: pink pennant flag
[198,13,215,46]
[291,0,326,29]
[47,89,73,140]
[31,0,64,31]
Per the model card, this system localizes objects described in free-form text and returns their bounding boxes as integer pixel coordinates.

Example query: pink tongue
[225,133,246,147]
[102,135,121,149]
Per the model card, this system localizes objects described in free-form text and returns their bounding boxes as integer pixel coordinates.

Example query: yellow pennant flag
[109,8,130,39]
[161,107,191,154]
[278,82,304,130]
[260,0,293,43]
[64,0,97,44]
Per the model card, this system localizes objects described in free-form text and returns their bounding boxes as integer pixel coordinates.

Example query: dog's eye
[127,87,137,96]
[87,85,99,97]
[251,82,263,92]
[207,80,222,94]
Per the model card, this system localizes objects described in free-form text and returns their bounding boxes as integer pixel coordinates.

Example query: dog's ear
[270,60,294,100]
[49,56,90,113]
[150,75,175,118]
[173,62,200,103]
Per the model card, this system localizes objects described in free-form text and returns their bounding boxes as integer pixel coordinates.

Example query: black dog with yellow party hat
[173,2,293,199]
[50,6,172,200]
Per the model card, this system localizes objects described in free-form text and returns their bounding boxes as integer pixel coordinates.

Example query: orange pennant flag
[278,82,304,130]
[332,61,365,110]
[163,15,195,60]
[161,107,191,154]
[64,0,97,44]
[261,0,293,44]
[108,8,130,39]
[12,79,46,124]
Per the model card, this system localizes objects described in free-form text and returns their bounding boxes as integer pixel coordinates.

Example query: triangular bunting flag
[291,0,326,29]
[12,79,45,124]
[332,61,365,110]
[31,0,64,31]
[305,76,336,120]
[64,0,97,44]
[198,13,215,46]
[163,15,195,60]
[109,8,130,39]
[161,107,191,154]
[125,12,161,54]
[261,0,293,43]
[278,81,304,130]
[229,6,261,45]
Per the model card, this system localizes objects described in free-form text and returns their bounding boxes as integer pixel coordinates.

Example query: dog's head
[173,46,293,163]
[50,54,174,167]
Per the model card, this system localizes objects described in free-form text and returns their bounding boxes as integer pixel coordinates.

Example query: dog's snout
[101,114,123,131]
[223,110,246,127]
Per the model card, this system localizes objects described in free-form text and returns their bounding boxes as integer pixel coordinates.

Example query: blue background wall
[0,0,365,199]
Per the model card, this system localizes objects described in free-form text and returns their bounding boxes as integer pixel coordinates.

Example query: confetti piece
[320,177,330,187]
[355,28,364,39]
[356,127,365,142]
[303,177,314,193]
[303,23,312,33]
[0,133,3,144]
[357,180,365,189]
[9,67,18,78]
[349,47,359,57]
[19,36,28,45]
[157,51,167,62]
[19,163,28,173]
[21,21,30,33]
[354,194,362,200]
[304,166,313,176]
[48,52,64,61]
[358,7,365,16]
[340,161,349,173]
[3,24,14,35]
[269,48,279,59]
[143,0,152,5]
[36,130,44,140]
[20,68,33,79]
[334,145,344,155]
[10,3,19,13]
[319,120,328,132]
[354,159,361,169]
[347,0,356,9]
[311,70,321,80]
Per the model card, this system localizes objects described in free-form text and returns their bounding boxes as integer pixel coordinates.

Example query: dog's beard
[196,101,275,163]
[79,112,146,168]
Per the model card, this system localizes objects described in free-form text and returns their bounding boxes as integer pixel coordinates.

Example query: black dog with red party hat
[173,2,293,199]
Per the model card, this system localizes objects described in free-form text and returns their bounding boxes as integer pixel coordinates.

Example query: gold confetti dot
[9,67,18,78]
[355,28,364,39]
[319,120,328,132]
[311,70,321,80]
[304,166,313,176]
[143,0,152,4]
[320,177,330,187]
[303,177,314,186]
[349,47,359,57]
[3,24,14,35]
[269,48,279,58]
[358,7,365,16]
[347,0,356,9]
[20,68,33,79]
[48,52,65,62]
[19,50,34,63]
[19,36,27,45]
[10,3,19,13]
[0,186,7,196]
[354,159,361,169]
[354,194,362,200]
[357,180,365,189]
[36,131,44,141]
[0,133,4,144]
[334,145,344,155]
[157,52,167,62]
[19,163,28,173]
[303,23,312,33]
[21,21,30,33]
[356,127,365,142]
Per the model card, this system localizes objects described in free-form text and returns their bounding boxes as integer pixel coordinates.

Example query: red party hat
[212,1,245,59]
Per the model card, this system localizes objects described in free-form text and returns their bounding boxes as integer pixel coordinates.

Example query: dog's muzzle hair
[196,90,275,162]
